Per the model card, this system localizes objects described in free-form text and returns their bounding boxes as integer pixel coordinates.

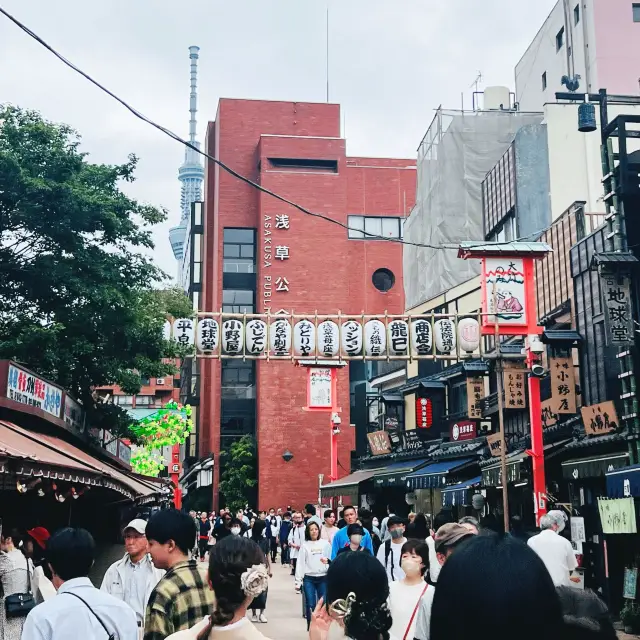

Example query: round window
[372,268,395,292]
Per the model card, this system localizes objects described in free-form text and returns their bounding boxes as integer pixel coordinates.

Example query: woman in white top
[294,521,331,630]
[319,510,339,545]
[0,529,31,640]
[388,540,430,640]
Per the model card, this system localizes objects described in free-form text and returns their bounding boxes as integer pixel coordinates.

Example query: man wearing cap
[413,522,475,640]
[100,519,164,637]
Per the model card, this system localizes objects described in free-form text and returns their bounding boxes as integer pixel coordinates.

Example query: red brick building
[198,98,415,509]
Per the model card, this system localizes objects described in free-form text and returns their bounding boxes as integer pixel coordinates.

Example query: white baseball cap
[123,519,147,535]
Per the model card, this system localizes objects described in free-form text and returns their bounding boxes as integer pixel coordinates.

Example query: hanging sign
[246,320,267,355]
[364,320,387,356]
[450,419,476,442]
[597,497,637,534]
[174,318,195,346]
[503,369,527,409]
[541,398,559,429]
[623,568,638,600]
[63,395,85,433]
[6,364,63,418]
[411,319,432,356]
[403,430,427,452]
[415,397,433,429]
[487,433,503,457]
[387,320,409,355]
[601,270,634,346]
[293,320,316,357]
[341,320,363,356]
[457,318,480,352]
[308,368,332,408]
[367,431,393,456]
[550,357,576,413]
[581,401,619,436]
[570,516,586,543]
[270,318,292,356]
[466,376,484,419]
[196,319,219,352]
[222,319,244,354]
[485,258,527,325]
[434,319,456,353]
[317,321,339,357]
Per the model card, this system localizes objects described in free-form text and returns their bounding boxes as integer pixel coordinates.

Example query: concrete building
[196,98,416,509]
[516,0,640,112]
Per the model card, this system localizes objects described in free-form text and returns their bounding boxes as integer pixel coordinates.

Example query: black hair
[342,505,356,516]
[305,521,321,541]
[432,510,453,531]
[45,528,95,581]
[556,586,616,640]
[407,513,429,540]
[387,515,405,528]
[323,509,335,519]
[208,536,266,627]
[283,511,292,519]
[431,535,563,640]
[1,527,22,546]
[347,523,365,538]
[146,509,196,555]
[304,503,316,516]
[326,549,392,640]
[479,513,502,534]
[400,539,429,576]
[250,519,266,540]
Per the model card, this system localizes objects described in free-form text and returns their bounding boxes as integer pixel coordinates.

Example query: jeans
[302,575,327,629]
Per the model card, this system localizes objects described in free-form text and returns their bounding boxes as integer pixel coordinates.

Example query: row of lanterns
[163,316,481,357]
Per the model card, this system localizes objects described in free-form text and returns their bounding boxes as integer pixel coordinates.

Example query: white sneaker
[259,613,268,623]
[251,612,258,622]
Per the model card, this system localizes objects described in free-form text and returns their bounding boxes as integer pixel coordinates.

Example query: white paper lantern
[162,320,172,341]
[387,320,409,355]
[411,319,432,356]
[458,318,480,353]
[317,321,340,357]
[196,318,219,352]
[293,320,316,357]
[246,319,267,355]
[364,320,387,356]
[434,319,456,353]
[341,321,363,357]
[270,319,292,356]
[173,318,195,346]
[222,319,244,354]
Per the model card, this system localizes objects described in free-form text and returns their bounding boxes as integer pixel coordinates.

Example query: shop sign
[466,376,484,419]
[196,318,219,352]
[308,368,332,408]
[410,319,432,356]
[403,430,427,452]
[434,319,456,353]
[487,433,503,457]
[367,430,392,456]
[457,318,480,353]
[623,568,638,600]
[103,430,119,457]
[117,440,132,465]
[503,369,527,409]
[387,320,409,355]
[384,416,399,431]
[570,517,586,543]
[341,321,363,357]
[317,321,339,357]
[485,258,527,325]
[541,398,559,429]
[550,357,576,413]
[581,401,619,436]
[415,398,433,429]
[6,363,63,418]
[174,318,194,346]
[222,319,244,354]
[246,320,267,355]
[63,395,85,433]
[597,497,637,534]
[601,270,634,346]
[450,419,476,442]
[263,214,291,311]
[364,320,387,356]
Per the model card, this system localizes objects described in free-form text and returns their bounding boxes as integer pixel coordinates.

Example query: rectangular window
[542,71,547,90]
[222,289,254,314]
[634,3,640,21]
[347,215,403,240]
[267,158,338,173]
[364,216,382,238]
[223,228,256,273]
[221,361,256,399]
[574,4,580,24]
[556,27,565,51]
[347,215,365,239]
[113,395,133,406]
[135,395,154,406]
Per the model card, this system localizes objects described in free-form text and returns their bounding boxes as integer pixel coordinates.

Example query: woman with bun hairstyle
[309,549,393,640]
[166,536,272,639]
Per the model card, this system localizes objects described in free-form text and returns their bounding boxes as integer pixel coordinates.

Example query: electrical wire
[0,5,557,251]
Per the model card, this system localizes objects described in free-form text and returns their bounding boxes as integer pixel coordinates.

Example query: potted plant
[620,601,640,634]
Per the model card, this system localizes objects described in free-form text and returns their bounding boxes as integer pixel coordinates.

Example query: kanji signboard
[367,431,392,456]
[550,357,576,414]
[487,433,503,457]
[541,398,559,429]
[581,401,619,436]
[503,369,527,409]
[415,397,433,429]
[466,376,484,419]
[601,271,634,346]
[485,258,527,326]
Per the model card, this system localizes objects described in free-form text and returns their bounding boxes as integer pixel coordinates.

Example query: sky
[0,0,556,279]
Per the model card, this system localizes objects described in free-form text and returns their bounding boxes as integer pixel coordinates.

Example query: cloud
[0,0,557,276]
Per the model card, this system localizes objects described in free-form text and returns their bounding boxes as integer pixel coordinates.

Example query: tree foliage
[0,105,190,436]
[219,436,257,513]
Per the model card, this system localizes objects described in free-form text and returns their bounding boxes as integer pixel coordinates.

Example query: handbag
[4,560,36,619]
[402,583,429,640]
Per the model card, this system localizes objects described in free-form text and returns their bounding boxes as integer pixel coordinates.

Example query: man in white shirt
[528,510,578,587]
[101,519,164,632]
[22,527,138,640]
[287,512,306,576]
[376,516,407,582]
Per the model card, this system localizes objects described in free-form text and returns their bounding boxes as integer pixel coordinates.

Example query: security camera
[531,364,546,378]
[331,413,341,425]
[528,335,545,354]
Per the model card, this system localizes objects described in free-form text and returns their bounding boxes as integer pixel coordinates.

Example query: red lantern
[415,398,433,429]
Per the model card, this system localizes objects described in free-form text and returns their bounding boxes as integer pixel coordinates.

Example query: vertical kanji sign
[466,376,484,419]
[601,270,634,346]
[503,369,527,409]
[550,357,576,413]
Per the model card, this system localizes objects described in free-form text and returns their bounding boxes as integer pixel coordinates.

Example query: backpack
[384,540,396,581]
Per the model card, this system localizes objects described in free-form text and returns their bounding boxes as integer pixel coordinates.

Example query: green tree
[219,436,257,513]
[0,105,190,436]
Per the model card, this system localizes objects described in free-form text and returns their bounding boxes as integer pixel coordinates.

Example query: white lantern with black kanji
[246,320,267,355]
[222,319,244,354]
[162,320,172,341]
[411,319,432,356]
[434,319,456,353]
[174,318,195,346]
[387,320,409,355]
[196,318,219,352]
[293,320,316,357]
[457,318,480,353]
[270,319,292,356]
[364,320,387,356]
[317,320,340,357]
[341,320,363,357]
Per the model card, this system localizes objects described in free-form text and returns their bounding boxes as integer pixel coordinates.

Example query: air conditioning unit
[156,378,165,385]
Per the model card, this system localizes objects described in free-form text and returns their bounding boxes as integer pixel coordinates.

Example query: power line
[0,5,555,251]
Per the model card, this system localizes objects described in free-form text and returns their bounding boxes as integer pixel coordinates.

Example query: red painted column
[527,351,546,526]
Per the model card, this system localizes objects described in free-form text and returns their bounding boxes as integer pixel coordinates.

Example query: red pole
[526,349,546,526]
[330,368,339,483]
[170,443,183,510]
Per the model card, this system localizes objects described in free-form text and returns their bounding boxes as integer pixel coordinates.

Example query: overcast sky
[0,0,556,279]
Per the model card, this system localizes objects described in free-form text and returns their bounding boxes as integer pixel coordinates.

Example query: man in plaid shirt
[143,510,214,640]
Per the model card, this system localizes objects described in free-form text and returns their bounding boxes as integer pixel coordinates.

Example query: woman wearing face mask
[336,524,371,556]
[248,519,272,623]
[388,540,430,640]
[229,519,244,537]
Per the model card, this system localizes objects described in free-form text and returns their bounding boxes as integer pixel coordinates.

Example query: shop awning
[606,464,640,498]
[320,469,380,500]
[373,459,430,488]
[482,451,527,487]
[405,458,474,490]
[382,393,403,403]
[561,453,630,480]
[442,476,482,508]
[0,421,157,501]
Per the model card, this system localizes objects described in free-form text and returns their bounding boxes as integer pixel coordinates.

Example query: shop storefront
[441,475,482,516]
[319,469,382,506]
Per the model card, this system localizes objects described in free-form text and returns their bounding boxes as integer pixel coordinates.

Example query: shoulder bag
[402,583,428,640]
[4,558,36,619]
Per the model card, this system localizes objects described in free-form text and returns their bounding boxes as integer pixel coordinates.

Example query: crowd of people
[0,505,620,640]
